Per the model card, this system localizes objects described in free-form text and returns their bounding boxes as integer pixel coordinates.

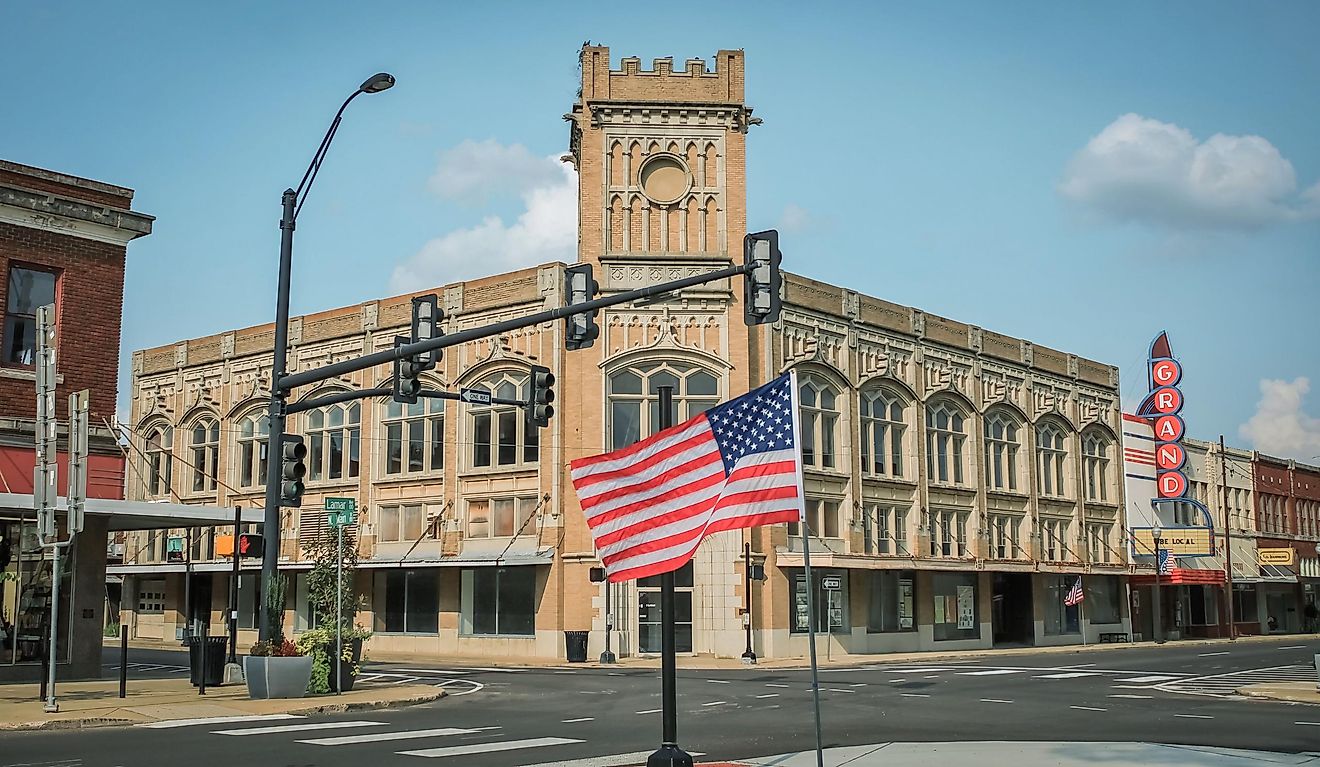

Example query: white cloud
[1239,377,1320,459]
[1059,113,1320,230]
[427,139,567,203]
[390,157,576,292]
[778,203,813,233]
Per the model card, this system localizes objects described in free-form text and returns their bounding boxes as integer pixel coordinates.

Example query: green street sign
[325,497,356,513]
[328,509,355,529]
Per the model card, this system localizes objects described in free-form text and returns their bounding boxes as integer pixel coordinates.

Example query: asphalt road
[6,636,1318,767]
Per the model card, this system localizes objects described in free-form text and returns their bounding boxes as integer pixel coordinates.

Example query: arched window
[1083,433,1110,502]
[189,417,219,492]
[306,402,361,481]
[1036,422,1068,497]
[383,398,444,476]
[984,411,1021,491]
[470,371,537,468]
[860,387,906,478]
[608,362,719,451]
[145,425,173,497]
[236,412,269,488]
[798,374,839,470]
[925,401,965,484]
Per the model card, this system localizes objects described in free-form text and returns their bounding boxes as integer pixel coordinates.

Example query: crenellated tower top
[578,45,745,104]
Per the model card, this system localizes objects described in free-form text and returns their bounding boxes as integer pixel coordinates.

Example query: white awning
[107,560,312,575]
[0,493,263,531]
[356,550,555,569]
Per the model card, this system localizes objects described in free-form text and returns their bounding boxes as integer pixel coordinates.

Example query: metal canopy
[0,493,263,531]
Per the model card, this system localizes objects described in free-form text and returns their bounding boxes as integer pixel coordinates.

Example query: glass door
[637,562,693,653]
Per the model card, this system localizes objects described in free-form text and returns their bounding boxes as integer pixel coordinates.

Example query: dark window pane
[499,568,536,636]
[386,423,402,474]
[498,410,517,465]
[524,419,539,463]
[241,443,254,486]
[383,571,406,633]
[474,412,491,467]
[408,419,424,472]
[473,569,498,634]
[3,316,35,365]
[349,428,360,477]
[309,434,324,480]
[430,417,444,471]
[329,431,344,479]
[610,371,642,394]
[405,570,438,633]
[611,401,641,450]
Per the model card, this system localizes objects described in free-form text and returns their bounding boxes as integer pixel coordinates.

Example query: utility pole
[1219,436,1236,640]
[1152,527,1165,645]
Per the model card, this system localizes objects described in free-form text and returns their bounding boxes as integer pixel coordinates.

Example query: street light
[259,73,396,642]
[1152,525,1165,645]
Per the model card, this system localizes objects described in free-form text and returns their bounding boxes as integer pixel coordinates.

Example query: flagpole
[647,385,692,767]
[1079,575,1088,647]
[790,370,825,767]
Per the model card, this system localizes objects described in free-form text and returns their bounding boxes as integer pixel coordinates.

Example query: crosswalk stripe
[1116,675,1179,683]
[1035,672,1100,679]
[458,667,526,673]
[138,714,303,729]
[297,726,497,746]
[399,737,584,758]
[381,668,463,676]
[959,669,1023,676]
[213,721,384,736]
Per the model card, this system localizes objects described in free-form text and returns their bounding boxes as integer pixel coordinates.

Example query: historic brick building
[118,46,1131,660]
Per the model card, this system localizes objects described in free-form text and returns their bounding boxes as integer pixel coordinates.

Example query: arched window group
[798,375,839,470]
[1036,422,1067,497]
[608,362,719,451]
[470,371,537,468]
[925,401,965,485]
[1082,432,1111,502]
[237,412,269,488]
[860,388,905,478]
[984,410,1021,492]
[305,402,361,481]
[384,397,444,476]
[145,425,172,497]
[190,418,219,492]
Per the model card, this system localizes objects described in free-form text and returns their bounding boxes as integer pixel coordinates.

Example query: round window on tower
[638,154,692,205]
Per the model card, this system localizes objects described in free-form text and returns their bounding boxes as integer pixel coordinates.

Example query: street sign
[459,386,492,405]
[1258,548,1296,566]
[821,576,842,591]
[325,497,356,513]
[328,510,355,528]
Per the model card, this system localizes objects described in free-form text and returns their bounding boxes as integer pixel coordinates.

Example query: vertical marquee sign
[1142,332,1188,500]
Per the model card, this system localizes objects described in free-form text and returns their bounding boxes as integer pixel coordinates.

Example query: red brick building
[1252,454,1320,633]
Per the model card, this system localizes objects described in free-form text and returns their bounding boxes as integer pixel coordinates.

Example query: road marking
[882,667,957,673]
[400,737,584,759]
[1035,672,1100,679]
[607,672,624,676]
[827,688,855,693]
[702,700,726,706]
[980,698,1013,704]
[924,675,940,679]
[460,667,526,673]
[850,683,867,687]
[298,727,497,745]
[1109,694,1154,699]
[706,679,730,684]
[1279,645,1306,650]
[755,693,779,699]
[1061,663,1098,668]
[214,721,384,736]
[512,751,706,767]
[554,671,576,674]
[959,669,1023,676]
[1116,675,1180,683]
[382,668,463,676]
[635,708,662,715]
[561,718,594,723]
[1070,706,1107,712]
[138,714,303,729]
[900,693,930,698]
[1175,714,1213,719]
[1197,651,1230,657]
[766,683,790,688]
[1295,721,1320,726]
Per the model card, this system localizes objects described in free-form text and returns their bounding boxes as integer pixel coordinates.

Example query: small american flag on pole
[1157,549,1173,575]
[1064,576,1084,607]
[571,372,803,583]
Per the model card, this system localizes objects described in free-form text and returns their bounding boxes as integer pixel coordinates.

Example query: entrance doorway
[638,562,693,654]
[187,572,212,634]
[991,573,1034,646]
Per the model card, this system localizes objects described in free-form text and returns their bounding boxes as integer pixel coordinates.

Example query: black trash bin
[564,630,589,663]
[187,636,228,686]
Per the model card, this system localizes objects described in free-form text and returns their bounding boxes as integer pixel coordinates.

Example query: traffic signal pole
[229,506,241,664]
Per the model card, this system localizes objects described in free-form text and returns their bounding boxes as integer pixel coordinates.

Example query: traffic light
[743,229,782,326]
[564,263,600,351]
[393,335,423,404]
[279,433,307,508]
[589,566,607,583]
[528,364,555,428]
[394,294,443,404]
[237,533,264,559]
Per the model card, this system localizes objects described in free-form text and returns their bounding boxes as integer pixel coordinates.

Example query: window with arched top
[189,417,219,493]
[984,411,1022,492]
[1082,432,1111,502]
[798,374,840,470]
[860,387,906,478]
[305,402,361,481]
[608,362,719,451]
[470,371,537,468]
[144,425,173,497]
[925,401,966,485]
[383,398,444,476]
[236,411,269,488]
[1036,422,1069,497]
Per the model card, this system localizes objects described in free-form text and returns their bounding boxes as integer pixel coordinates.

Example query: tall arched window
[1082,432,1111,502]
[608,362,719,451]
[1036,422,1068,497]
[306,402,361,481]
[236,412,269,488]
[470,371,538,468]
[925,401,965,484]
[189,417,219,492]
[145,426,173,497]
[798,374,839,470]
[383,398,444,476]
[984,411,1021,491]
[860,387,905,478]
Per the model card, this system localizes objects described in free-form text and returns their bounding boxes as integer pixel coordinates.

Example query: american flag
[1064,576,1084,607]
[571,372,803,583]
[1157,549,1173,575]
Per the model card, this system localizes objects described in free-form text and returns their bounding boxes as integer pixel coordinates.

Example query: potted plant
[297,623,372,693]
[243,575,312,699]
[300,522,370,693]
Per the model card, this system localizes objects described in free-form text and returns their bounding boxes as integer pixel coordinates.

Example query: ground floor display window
[639,562,692,652]
[376,569,439,634]
[1085,575,1123,624]
[235,574,261,630]
[1043,575,1080,635]
[1,520,72,665]
[790,569,849,634]
[461,567,536,637]
[932,572,978,641]
[867,570,916,633]
[1182,584,1219,628]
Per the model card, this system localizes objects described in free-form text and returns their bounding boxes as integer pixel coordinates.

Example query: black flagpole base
[647,744,694,767]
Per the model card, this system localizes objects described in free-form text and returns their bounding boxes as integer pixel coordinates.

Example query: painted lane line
[1109,694,1154,699]
[1175,714,1213,719]
[139,714,303,729]
[554,671,576,674]
[456,666,525,673]
[849,683,867,687]
[299,727,498,746]
[1279,645,1307,650]
[214,721,384,736]
[980,699,1014,704]
[1197,651,1230,657]
[827,688,856,693]
[959,669,1023,676]
[900,693,930,698]
[702,700,727,706]
[706,679,731,684]
[881,668,957,673]
[636,708,663,715]
[1035,672,1101,679]
[766,683,790,688]
[400,737,584,759]
[755,693,779,699]
[1294,721,1320,726]
[1115,675,1180,683]
[1062,663,1098,668]
[1070,706,1107,712]
[513,751,707,767]
[924,675,940,679]
[562,718,594,723]
[381,668,463,676]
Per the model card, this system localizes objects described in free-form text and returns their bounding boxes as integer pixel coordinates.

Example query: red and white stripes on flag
[570,372,803,583]
[1064,576,1085,607]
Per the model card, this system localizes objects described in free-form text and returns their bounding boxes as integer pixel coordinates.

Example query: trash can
[564,631,589,663]
[187,636,228,686]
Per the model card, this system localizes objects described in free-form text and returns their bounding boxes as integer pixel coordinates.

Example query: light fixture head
[360,72,396,93]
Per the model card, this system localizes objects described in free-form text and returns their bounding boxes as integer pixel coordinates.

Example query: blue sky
[6,2,1318,458]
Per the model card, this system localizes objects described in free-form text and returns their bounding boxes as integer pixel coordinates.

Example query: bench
[1098,632,1130,643]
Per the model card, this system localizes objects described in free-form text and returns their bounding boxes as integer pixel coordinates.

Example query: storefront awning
[1131,568,1226,586]
[107,560,312,575]
[0,493,263,531]
[356,550,555,569]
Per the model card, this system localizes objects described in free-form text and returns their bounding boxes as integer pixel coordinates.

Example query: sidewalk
[0,676,444,731]
[1240,681,1320,705]
[706,742,1320,767]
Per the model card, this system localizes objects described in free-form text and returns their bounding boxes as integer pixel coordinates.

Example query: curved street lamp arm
[293,88,364,219]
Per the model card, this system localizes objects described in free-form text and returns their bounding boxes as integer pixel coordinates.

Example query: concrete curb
[1238,686,1320,706]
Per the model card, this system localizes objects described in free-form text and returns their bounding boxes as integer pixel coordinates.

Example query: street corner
[1237,681,1320,705]
[258,684,447,717]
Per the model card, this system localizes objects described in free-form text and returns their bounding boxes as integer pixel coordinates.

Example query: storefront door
[638,562,693,654]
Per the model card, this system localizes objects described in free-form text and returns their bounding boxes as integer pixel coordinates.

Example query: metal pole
[259,188,296,643]
[1219,436,1237,640]
[600,580,616,664]
[1153,535,1164,644]
[229,507,241,664]
[184,527,193,642]
[1079,575,1088,647]
[43,545,61,712]
[119,624,128,699]
[336,520,343,695]
[790,370,825,767]
[198,621,207,696]
[742,541,756,663]
[647,386,691,767]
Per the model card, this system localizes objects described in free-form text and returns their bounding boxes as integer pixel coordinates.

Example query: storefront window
[236,574,261,630]
[462,567,536,636]
[1044,575,1080,635]
[867,570,916,633]
[638,563,693,652]
[1,521,72,665]
[932,572,979,641]
[1232,584,1257,624]
[790,570,848,634]
[377,569,439,634]
[1085,575,1123,624]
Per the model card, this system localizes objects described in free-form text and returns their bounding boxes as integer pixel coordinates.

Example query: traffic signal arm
[285,387,527,416]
